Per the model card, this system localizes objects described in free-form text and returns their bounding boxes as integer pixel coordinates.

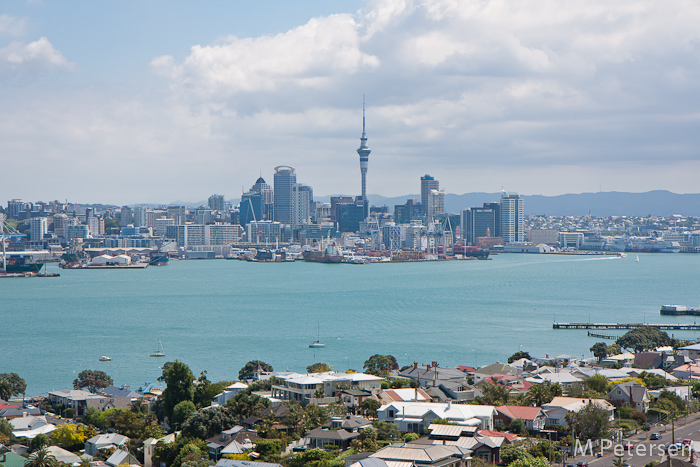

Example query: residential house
[378,401,496,434]
[678,343,700,360]
[623,368,677,383]
[526,372,582,391]
[541,397,614,427]
[411,425,516,464]
[473,363,522,383]
[378,388,431,405]
[495,406,547,431]
[304,415,372,450]
[47,389,107,416]
[369,443,470,467]
[144,433,177,467]
[398,363,470,388]
[270,372,382,407]
[9,414,55,440]
[339,389,374,413]
[671,363,700,380]
[105,449,140,467]
[99,386,145,410]
[45,446,83,465]
[0,451,27,467]
[207,426,258,461]
[85,433,129,457]
[242,404,290,431]
[211,382,249,407]
[0,407,41,419]
[649,386,691,402]
[608,382,651,413]
[215,460,282,467]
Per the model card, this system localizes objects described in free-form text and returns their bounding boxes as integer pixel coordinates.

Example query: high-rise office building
[427,189,445,222]
[500,192,524,243]
[133,205,147,228]
[462,202,500,245]
[120,206,133,228]
[356,101,371,218]
[167,206,187,225]
[208,194,225,211]
[273,166,296,225]
[29,217,47,242]
[293,184,313,226]
[420,175,439,209]
[251,177,273,205]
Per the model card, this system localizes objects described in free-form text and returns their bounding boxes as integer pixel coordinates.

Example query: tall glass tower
[356,100,371,217]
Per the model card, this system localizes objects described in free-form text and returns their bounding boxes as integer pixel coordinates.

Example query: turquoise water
[1,253,699,396]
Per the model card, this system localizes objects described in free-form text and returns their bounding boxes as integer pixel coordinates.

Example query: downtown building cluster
[1,107,526,258]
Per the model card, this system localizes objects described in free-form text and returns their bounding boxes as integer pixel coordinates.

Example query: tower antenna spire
[362,94,366,135]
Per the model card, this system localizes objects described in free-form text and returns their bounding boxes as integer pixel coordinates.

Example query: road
[562,413,700,467]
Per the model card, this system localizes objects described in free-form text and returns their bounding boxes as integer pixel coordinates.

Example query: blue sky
[1,0,699,205]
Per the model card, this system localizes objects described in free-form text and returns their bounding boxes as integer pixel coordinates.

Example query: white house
[211,382,249,407]
[377,401,496,434]
[541,397,614,426]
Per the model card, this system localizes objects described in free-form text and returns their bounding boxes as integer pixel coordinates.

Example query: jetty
[554,322,700,331]
[587,331,618,340]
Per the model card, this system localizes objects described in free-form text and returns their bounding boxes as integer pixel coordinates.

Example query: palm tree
[26,448,59,467]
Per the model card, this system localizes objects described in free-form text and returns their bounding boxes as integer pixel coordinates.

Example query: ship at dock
[302,243,344,263]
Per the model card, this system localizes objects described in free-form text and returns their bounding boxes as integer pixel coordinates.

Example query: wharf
[660,305,700,316]
[554,322,700,330]
[587,331,618,340]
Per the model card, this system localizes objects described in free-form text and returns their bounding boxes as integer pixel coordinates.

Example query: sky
[1,0,699,206]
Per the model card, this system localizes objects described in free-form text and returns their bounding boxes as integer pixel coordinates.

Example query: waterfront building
[405,220,427,250]
[120,206,133,228]
[246,220,282,244]
[208,194,225,211]
[462,203,500,245]
[29,217,47,243]
[381,222,404,251]
[330,196,354,222]
[559,232,585,249]
[206,224,243,245]
[427,189,445,222]
[155,218,175,238]
[338,202,365,233]
[273,166,296,225]
[420,175,439,210]
[292,183,313,226]
[167,205,187,225]
[500,192,524,243]
[165,224,205,247]
[239,191,262,226]
[270,371,382,407]
[133,205,148,228]
[356,101,371,217]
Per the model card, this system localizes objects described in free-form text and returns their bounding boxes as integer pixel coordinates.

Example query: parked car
[650,433,661,440]
[577,462,589,467]
[623,442,635,449]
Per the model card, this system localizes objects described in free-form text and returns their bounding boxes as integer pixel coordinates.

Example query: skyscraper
[420,175,439,209]
[273,166,296,225]
[208,194,225,211]
[500,192,524,243]
[356,100,371,218]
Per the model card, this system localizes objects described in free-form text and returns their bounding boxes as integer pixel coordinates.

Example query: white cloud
[0,15,26,37]
[0,37,74,78]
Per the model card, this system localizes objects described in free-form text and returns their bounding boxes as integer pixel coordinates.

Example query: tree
[509,456,551,467]
[162,360,195,421]
[225,392,270,425]
[500,445,532,465]
[72,370,113,393]
[361,398,381,418]
[566,403,612,441]
[590,342,608,362]
[508,418,529,435]
[0,418,13,443]
[30,434,50,452]
[373,420,401,440]
[26,448,59,467]
[306,363,332,373]
[51,423,97,448]
[508,351,532,364]
[360,427,378,451]
[172,401,197,429]
[477,379,511,405]
[363,355,398,376]
[0,380,11,401]
[527,381,562,406]
[0,373,27,398]
[617,327,672,352]
[253,439,283,461]
[181,406,237,439]
[238,361,272,381]
[583,374,609,394]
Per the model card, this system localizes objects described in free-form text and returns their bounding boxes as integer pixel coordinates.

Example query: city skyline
[2,0,700,205]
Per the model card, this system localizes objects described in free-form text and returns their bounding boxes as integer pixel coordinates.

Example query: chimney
[432,361,437,368]
[426,364,430,371]
[414,361,418,370]
[23,411,27,417]
[447,400,452,410]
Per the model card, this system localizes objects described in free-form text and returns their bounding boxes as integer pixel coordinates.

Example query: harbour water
[1,253,699,397]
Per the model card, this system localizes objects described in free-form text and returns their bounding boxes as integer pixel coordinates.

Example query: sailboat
[309,324,325,348]
[150,340,165,357]
[635,255,640,262]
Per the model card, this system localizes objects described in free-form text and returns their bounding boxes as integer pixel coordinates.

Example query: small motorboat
[99,356,111,361]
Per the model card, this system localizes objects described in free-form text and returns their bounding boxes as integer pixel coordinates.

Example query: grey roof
[305,427,361,441]
[100,386,144,399]
[399,366,468,382]
[215,460,282,467]
[0,408,41,418]
[341,388,372,396]
[350,459,390,467]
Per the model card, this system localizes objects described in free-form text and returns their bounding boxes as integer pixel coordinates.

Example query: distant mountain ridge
[159,190,700,217]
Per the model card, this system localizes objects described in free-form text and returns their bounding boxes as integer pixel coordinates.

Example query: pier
[587,331,619,340]
[554,322,700,331]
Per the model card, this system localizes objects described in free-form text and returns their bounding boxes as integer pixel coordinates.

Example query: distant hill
[163,190,700,217]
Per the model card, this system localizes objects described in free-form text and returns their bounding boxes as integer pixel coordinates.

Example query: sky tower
[356,98,371,217]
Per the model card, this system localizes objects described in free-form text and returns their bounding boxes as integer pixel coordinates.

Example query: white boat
[636,255,640,262]
[309,324,325,348]
[150,340,165,357]
[99,356,111,361]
